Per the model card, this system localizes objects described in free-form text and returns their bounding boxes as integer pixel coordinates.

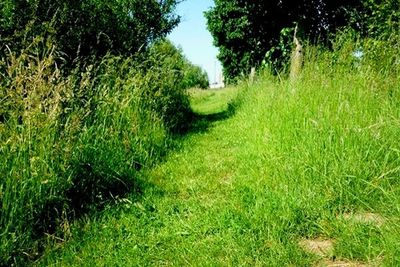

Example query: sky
[168,0,222,84]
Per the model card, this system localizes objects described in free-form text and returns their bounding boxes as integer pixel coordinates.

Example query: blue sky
[168,0,222,84]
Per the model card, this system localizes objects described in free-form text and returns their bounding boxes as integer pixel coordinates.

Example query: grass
[0,33,397,265]
[37,39,400,265]
[188,87,239,115]
[0,45,192,265]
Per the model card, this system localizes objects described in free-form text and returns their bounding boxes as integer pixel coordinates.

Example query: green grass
[0,47,192,265]
[188,87,239,115]
[37,40,400,265]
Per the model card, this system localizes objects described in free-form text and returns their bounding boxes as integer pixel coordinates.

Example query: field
[37,42,400,266]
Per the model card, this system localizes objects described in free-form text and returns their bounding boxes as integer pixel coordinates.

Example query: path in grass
[41,87,278,265]
[40,80,399,266]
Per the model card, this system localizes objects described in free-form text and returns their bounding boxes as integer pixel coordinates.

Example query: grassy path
[40,72,400,266]
[41,87,278,265]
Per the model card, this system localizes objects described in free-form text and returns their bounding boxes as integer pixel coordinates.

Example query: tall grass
[227,31,400,263]
[36,31,400,266]
[239,30,400,214]
[0,40,191,264]
[2,29,400,265]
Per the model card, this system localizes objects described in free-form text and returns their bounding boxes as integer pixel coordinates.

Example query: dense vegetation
[0,0,180,65]
[39,32,399,266]
[156,40,209,90]
[0,1,209,265]
[0,38,197,265]
[205,0,399,81]
[1,0,399,265]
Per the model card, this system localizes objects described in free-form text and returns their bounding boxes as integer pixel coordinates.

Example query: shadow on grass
[27,167,140,260]
[33,172,135,235]
[22,100,239,265]
[185,102,237,135]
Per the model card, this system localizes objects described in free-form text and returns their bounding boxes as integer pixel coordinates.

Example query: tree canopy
[0,0,181,65]
[205,0,395,82]
[149,39,209,89]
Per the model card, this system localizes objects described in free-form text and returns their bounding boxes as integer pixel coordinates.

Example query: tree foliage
[148,39,209,90]
[0,0,181,65]
[355,0,400,38]
[205,0,364,82]
[183,64,209,89]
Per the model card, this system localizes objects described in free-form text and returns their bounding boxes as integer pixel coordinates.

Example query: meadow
[33,34,400,266]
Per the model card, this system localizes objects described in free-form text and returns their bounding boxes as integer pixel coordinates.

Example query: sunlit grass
[188,87,239,115]
[1,32,399,265]
[0,47,191,265]
[38,37,399,266]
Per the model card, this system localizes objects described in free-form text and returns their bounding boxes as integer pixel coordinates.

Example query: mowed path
[40,87,280,265]
[40,85,398,266]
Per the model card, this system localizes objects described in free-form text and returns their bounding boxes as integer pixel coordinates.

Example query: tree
[0,0,181,66]
[354,0,400,38]
[183,64,209,89]
[205,0,362,82]
[204,1,252,82]
[147,39,209,89]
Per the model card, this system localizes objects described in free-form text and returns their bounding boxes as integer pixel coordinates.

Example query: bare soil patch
[318,259,369,267]
[299,238,335,257]
[299,238,378,267]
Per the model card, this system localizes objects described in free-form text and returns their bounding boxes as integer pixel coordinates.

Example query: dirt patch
[299,238,374,266]
[318,259,369,267]
[299,213,385,266]
[299,238,335,257]
[342,212,385,226]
